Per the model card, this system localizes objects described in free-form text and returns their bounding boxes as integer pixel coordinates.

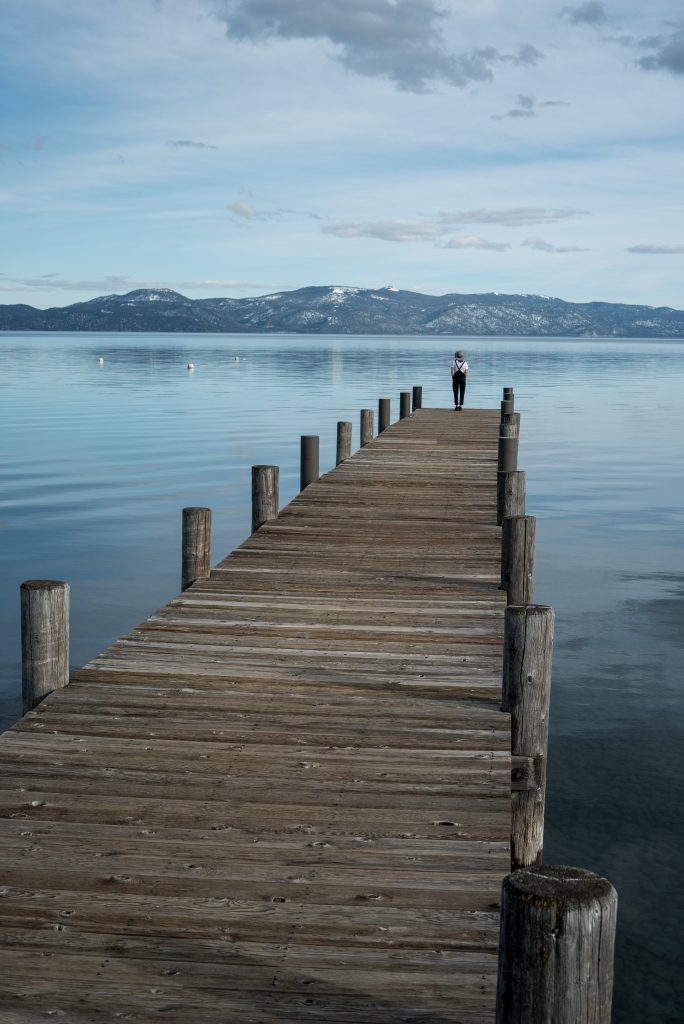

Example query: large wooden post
[336,421,352,464]
[378,398,391,433]
[300,435,319,490]
[252,465,279,532]
[399,392,411,419]
[182,507,212,591]
[501,515,536,604]
[497,470,526,527]
[21,580,70,714]
[496,865,617,1024]
[412,386,422,410]
[360,409,374,447]
[502,604,553,869]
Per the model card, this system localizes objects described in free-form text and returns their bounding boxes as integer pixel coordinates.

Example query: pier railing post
[336,421,352,464]
[502,603,553,869]
[300,435,320,489]
[360,409,374,447]
[21,580,70,714]
[252,465,279,533]
[496,865,617,1024]
[501,515,536,604]
[498,423,519,473]
[378,398,391,433]
[497,470,526,527]
[399,391,411,419]
[182,507,212,591]
[412,386,422,411]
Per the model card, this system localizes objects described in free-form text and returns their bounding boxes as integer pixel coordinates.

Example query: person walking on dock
[451,350,468,409]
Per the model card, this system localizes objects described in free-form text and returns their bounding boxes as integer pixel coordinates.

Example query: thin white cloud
[228,200,323,221]
[628,244,684,254]
[439,207,590,227]
[209,0,543,92]
[324,220,447,242]
[522,237,590,253]
[442,236,511,252]
[167,139,217,149]
[492,93,570,120]
[0,274,278,294]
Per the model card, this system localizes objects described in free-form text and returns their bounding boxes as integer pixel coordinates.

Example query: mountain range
[2,285,683,337]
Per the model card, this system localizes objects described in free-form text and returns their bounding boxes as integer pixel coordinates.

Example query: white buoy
[98,357,104,364]
[234,355,240,361]
[187,363,195,370]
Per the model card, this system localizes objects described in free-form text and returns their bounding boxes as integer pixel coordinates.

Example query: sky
[1,0,683,309]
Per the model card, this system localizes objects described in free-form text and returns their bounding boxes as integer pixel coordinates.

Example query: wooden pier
[0,405,615,1022]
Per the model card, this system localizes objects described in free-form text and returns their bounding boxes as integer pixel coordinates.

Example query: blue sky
[1,0,683,308]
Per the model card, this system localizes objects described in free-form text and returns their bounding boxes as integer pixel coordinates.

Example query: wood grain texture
[1,408,510,1023]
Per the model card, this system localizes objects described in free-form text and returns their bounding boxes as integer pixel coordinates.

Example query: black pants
[452,372,466,407]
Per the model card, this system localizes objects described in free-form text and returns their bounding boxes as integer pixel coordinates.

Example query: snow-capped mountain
[2,285,683,337]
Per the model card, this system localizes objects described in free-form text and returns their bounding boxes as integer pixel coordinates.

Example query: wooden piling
[501,515,536,604]
[412,385,422,410]
[501,398,514,418]
[502,604,553,869]
[181,507,212,591]
[21,579,70,713]
[360,409,374,446]
[501,411,520,436]
[251,465,279,533]
[378,398,391,433]
[496,864,617,1024]
[498,424,519,472]
[300,435,319,489]
[503,387,514,400]
[497,470,526,527]
[336,421,352,464]
[399,392,411,419]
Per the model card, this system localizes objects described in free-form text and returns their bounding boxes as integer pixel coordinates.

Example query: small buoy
[234,356,240,362]
[98,357,104,364]
[187,363,195,370]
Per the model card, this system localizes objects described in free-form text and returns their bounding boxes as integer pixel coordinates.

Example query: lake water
[1,332,682,1022]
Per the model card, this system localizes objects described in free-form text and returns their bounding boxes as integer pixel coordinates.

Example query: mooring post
[498,424,519,473]
[360,409,374,447]
[501,398,515,418]
[497,470,526,527]
[412,385,422,411]
[378,398,391,433]
[182,507,212,591]
[501,515,536,604]
[252,465,279,533]
[496,865,617,1024]
[502,603,553,869]
[21,579,70,714]
[503,387,514,400]
[300,435,319,489]
[336,421,352,464]
[399,391,411,419]
[501,411,521,436]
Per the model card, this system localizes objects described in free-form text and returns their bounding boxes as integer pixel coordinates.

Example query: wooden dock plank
[0,408,509,1023]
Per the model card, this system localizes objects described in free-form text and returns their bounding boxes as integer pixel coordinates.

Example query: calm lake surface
[1,332,682,1022]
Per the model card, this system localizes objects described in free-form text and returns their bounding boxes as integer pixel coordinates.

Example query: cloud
[0,275,278,294]
[522,237,591,253]
[637,30,684,75]
[167,139,217,149]
[627,244,684,254]
[324,220,447,242]
[228,200,323,221]
[559,3,608,26]
[492,94,570,120]
[442,236,511,252]
[209,0,543,92]
[439,207,590,227]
